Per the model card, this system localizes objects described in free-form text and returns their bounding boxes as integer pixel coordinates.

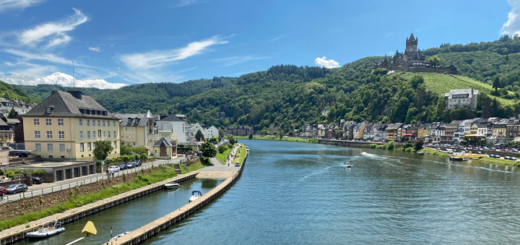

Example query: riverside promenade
[108,144,248,245]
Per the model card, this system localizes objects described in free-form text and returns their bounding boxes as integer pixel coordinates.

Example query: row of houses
[0,98,36,116]
[301,117,520,145]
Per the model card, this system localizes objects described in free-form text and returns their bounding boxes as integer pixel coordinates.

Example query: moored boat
[346,162,352,168]
[165,182,180,189]
[27,220,65,239]
[416,151,425,155]
[110,232,130,241]
[189,190,202,203]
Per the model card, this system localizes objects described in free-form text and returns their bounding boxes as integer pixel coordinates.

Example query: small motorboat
[109,232,129,241]
[165,182,180,189]
[27,219,65,239]
[416,151,425,155]
[346,162,352,168]
[189,190,202,203]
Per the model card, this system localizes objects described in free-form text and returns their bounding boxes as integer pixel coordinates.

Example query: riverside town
[0,1,519,244]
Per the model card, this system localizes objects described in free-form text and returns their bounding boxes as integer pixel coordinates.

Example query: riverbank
[235,136,319,143]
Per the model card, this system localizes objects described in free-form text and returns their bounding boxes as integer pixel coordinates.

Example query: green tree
[387,140,395,150]
[278,129,284,140]
[248,133,253,139]
[93,141,114,167]
[411,75,424,89]
[428,56,442,67]
[218,145,228,154]
[228,135,236,145]
[201,141,217,158]
[414,139,424,151]
[195,129,204,141]
[218,129,224,138]
[434,96,445,122]
[492,77,500,92]
[7,108,15,118]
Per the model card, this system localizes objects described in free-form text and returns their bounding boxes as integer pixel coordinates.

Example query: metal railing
[1,159,176,204]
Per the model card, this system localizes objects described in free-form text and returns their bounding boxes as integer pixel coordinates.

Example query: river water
[14,178,223,245]
[141,140,520,245]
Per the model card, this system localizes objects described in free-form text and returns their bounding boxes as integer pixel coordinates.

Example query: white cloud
[18,8,88,47]
[0,72,126,89]
[212,56,269,67]
[314,56,340,68]
[501,0,520,35]
[88,47,100,52]
[0,0,42,13]
[120,36,228,70]
[4,49,71,64]
[178,0,199,7]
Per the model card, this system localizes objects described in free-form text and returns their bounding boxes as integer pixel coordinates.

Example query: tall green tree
[434,96,445,122]
[7,108,15,119]
[200,141,217,158]
[411,75,424,89]
[278,129,284,140]
[93,141,114,167]
[492,77,500,92]
[195,129,204,141]
[428,56,442,67]
[218,129,224,139]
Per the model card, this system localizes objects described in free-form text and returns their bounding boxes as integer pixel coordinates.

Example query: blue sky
[0,0,516,89]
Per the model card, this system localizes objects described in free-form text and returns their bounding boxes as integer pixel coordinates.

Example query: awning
[403,134,414,136]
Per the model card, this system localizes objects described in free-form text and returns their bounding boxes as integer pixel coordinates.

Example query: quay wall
[319,139,382,148]
[0,166,161,221]
[0,171,199,245]
[110,151,249,245]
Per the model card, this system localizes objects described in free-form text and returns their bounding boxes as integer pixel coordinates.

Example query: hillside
[0,81,40,103]
[394,73,514,105]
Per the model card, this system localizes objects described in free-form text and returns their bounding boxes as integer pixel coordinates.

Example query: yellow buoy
[81,221,97,236]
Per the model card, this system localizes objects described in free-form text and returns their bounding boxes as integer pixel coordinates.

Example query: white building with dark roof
[444,88,479,110]
[159,115,188,143]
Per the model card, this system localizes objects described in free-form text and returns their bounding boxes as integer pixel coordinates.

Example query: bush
[218,145,228,154]
[33,169,45,175]
[403,140,414,149]
[405,147,413,152]
[0,169,3,175]
[387,141,395,150]
[414,139,424,151]
[370,144,377,149]
[5,171,14,178]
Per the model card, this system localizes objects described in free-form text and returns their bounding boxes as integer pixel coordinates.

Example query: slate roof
[160,115,185,122]
[115,113,151,127]
[386,123,403,130]
[154,137,176,147]
[23,91,117,119]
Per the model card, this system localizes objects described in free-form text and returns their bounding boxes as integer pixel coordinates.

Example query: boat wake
[299,166,332,181]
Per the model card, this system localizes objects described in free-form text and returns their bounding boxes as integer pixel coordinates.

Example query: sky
[0,0,516,89]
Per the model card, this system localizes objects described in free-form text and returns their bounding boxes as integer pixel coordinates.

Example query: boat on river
[165,182,180,189]
[346,162,352,168]
[361,152,368,155]
[27,220,65,239]
[416,151,425,155]
[110,232,130,241]
[189,190,202,203]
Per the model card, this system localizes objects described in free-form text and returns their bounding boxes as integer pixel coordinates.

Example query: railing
[0,159,175,204]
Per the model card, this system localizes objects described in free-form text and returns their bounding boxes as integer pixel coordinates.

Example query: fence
[1,159,177,204]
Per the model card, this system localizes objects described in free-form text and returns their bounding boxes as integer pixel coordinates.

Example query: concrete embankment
[319,139,383,148]
[109,151,248,245]
[0,171,199,245]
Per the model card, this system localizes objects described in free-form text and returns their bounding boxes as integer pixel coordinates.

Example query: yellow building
[23,91,120,161]
[153,137,177,159]
[116,111,157,153]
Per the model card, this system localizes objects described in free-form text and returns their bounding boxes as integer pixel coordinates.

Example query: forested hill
[0,81,40,103]
[15,77,236,114]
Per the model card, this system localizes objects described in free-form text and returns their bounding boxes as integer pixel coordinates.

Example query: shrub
[218,145,228,154]
[405,147,413,152]
[370,144,377,149]
[387,141,395,150]
[33,169,45,175]
[5,171,14,178]
[227,143,233,149]
[0,169,3,175]
[414,139,424,151]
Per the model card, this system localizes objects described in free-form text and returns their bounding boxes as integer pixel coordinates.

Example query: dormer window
[46,107,53,114]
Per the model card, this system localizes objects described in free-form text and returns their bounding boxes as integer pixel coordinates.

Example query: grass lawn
[235,136,319,143]
[216,144,235,165]
[0,164,197,231]
[477,157,518,167]
[232,144,247,166]
[395,72,515,105]
[180,158,212,174]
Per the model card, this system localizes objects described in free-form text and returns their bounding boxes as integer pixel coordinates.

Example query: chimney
[68,91,83,100]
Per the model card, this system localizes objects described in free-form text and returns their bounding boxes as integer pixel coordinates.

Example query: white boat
[189,190,202,203]
[346,162,352,168]
[361,152,368,155]
[109,232,129,241]
[165,182,180,189]
[27,220,65,239]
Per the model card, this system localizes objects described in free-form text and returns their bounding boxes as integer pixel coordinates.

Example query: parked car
[505,156,511,160]
[512,149,519,152]
[483,146,489,150]
[493,155,501,158]
[6,184,27,194]
[126,162,135,168]
[32,177,43,184]
[476,151,482,154]
[0,186,6,196]
[511,157,518,161]
[489,154,495,158]
[135,160,142,167]
[108,166,120,172]
[119,164,128,170]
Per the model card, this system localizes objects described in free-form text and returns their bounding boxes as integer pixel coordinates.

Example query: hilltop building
[444,88,479,110]
[373,33,457,74]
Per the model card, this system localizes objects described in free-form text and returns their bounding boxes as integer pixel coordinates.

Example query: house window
[113,121,115,127]
[58,119,64,126]
[103,121,106,127]
[59,144,65,152]
[80,143,84,152]
[114,141,117,149]
[34,119,39,125]
[108,131,111,138]
[46,131,52,139]
[47,144,53,152]
[34,131,40,139]
[108,121,111,127]
[59,131,64,139]
[46,107,53,113]
[87,120,90,126]
[87,131,91,139]
[103,131,106,138]
[46,119,52,125]
[80,131,83,139]
[35,143,41,152]
[114,131,117,138]
[98,120,100,126]
[93,131,96,138]
[79,119,83,126]
[160,147,167,157]
[88,143,91,151]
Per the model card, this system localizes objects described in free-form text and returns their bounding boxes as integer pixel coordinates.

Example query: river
[142,140,520,244]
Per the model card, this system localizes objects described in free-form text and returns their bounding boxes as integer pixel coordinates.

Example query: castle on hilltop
[373,33,457,74]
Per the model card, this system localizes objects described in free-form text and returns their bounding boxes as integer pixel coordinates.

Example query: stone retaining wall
[319,139,382,148]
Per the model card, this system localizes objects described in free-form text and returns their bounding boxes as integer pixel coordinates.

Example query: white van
[447,149,453,154]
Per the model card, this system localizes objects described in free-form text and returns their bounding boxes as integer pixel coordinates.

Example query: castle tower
[404,33,418,60]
